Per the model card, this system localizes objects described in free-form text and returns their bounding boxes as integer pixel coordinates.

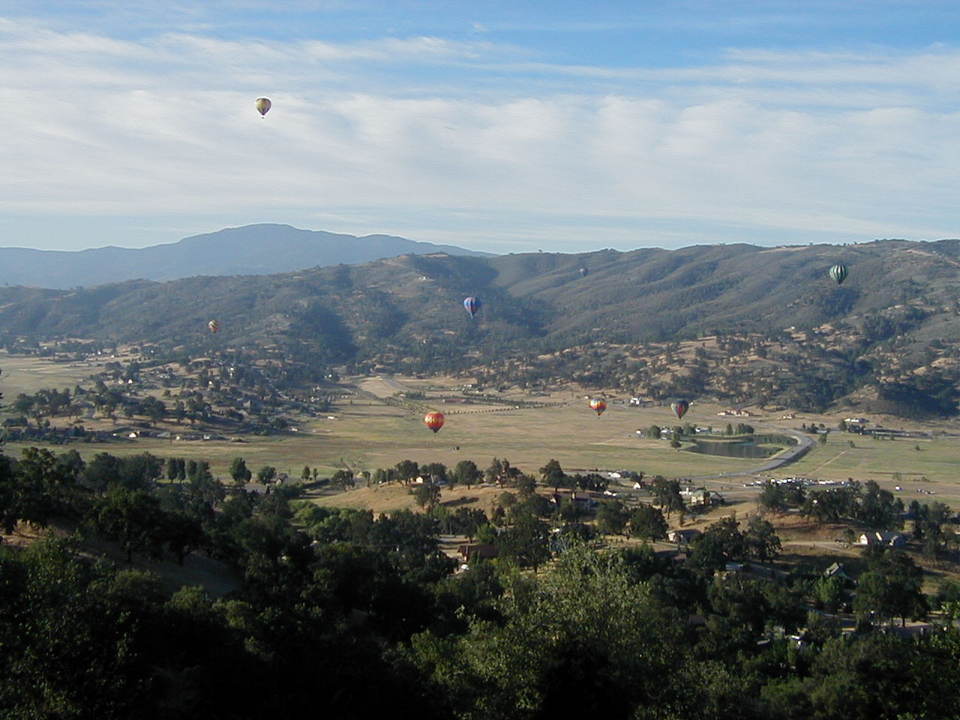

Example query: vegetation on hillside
[2,239,960,416]
[2,443,960,718]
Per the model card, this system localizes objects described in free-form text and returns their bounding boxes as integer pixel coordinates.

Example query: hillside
[1,239,959,415]
[0,224,490,288]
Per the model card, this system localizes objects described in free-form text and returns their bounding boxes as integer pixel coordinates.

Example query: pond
[685,433,797,459]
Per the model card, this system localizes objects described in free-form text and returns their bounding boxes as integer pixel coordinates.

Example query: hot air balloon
[424,411,445,433]
[208,320,220,334]
[579,267,588,277]
[589,398,607,416]
[829,263,848,285]
[671,400,689,419]
[463,296,481,319]
[255,97,271,117]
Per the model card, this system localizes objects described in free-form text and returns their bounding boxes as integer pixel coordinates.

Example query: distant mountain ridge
[0,224,491,288]
[3,238,960,416]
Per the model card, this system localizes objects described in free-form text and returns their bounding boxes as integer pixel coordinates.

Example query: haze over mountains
[0,224,490,289]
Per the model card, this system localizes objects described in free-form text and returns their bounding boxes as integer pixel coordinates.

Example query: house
[668,529,702,545]
[857,531,907,547]
[823,562,852,582]
[570,491,596,511]
[679,487,711,507]
[457,543,498,563]
[844,417,869,427]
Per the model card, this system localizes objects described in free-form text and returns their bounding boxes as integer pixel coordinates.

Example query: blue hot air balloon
[463,296,481,318]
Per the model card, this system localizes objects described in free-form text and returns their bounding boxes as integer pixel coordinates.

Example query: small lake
[685,433,797,459]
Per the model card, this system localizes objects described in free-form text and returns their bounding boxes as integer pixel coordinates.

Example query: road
[686,426,816,481]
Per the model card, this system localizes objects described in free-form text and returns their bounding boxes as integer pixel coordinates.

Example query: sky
[2,1,960,254]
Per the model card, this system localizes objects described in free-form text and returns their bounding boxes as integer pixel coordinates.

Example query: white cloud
[2,16,960,251]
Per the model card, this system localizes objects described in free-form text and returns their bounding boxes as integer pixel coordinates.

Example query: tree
[395,459,419,485]
[596,500,630,537]
[853,551,927,626]
[758,482,787,514]
[651,477,684,518]
[140,396,166,425]
[743,515,781,562]
[256,466,277,484]
[539,459,567,492]
[91,487,166,562]
[629,504,668,542]
[413,482,441,510]
[814,576,846,612]
[496,510,550,571]
[301,465,311,482]
[229,457,252,486]
[332,469,354,490]
[420,462,448,484]
[452,460,480,488]
[689,516,745,573]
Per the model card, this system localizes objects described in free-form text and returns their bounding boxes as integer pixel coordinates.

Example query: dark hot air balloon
[671,400,689,419]
[829,263,848,285]
[463,296,481,318]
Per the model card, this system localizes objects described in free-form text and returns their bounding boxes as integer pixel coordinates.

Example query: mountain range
[0,224,489,289]
[2,237,959,414]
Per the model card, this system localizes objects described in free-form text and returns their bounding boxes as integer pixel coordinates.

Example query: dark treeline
[2,446,960,719]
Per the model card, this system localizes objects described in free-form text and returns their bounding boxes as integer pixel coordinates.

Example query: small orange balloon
[424,411,445,433]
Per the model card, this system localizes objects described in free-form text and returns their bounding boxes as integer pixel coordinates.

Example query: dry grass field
[0,352,101,395]
[3,354,960,512]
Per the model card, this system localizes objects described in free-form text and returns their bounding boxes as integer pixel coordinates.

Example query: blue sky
[3,1,960,253]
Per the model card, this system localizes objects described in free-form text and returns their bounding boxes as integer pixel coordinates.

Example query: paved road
[686,426,816,482]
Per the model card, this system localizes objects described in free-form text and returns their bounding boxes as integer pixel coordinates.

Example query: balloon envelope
[208,320,220,334]
[424,411,445,433]
[589,398,607,416]
[829,263,848,285]
[463,296,481,318]
[255,97,271,116]
[671,400,689,419]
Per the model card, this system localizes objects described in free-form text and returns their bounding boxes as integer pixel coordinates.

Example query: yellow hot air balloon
[255,97,271,117]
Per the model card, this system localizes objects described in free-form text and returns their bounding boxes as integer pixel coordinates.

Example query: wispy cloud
[2,15,959,251]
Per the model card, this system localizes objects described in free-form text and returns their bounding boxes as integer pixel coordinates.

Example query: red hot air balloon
[589,398,607,416]
[671,400,690,419]
[424,411,445,433]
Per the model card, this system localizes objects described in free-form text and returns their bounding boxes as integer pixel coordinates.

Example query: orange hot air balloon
[589,398,607,416]
[208,320,220,334]
[424,411,445,433]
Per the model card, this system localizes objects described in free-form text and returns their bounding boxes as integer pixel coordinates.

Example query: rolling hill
[2,239,959,415]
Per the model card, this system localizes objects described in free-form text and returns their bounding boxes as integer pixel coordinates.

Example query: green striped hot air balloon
[829,263,848,285]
